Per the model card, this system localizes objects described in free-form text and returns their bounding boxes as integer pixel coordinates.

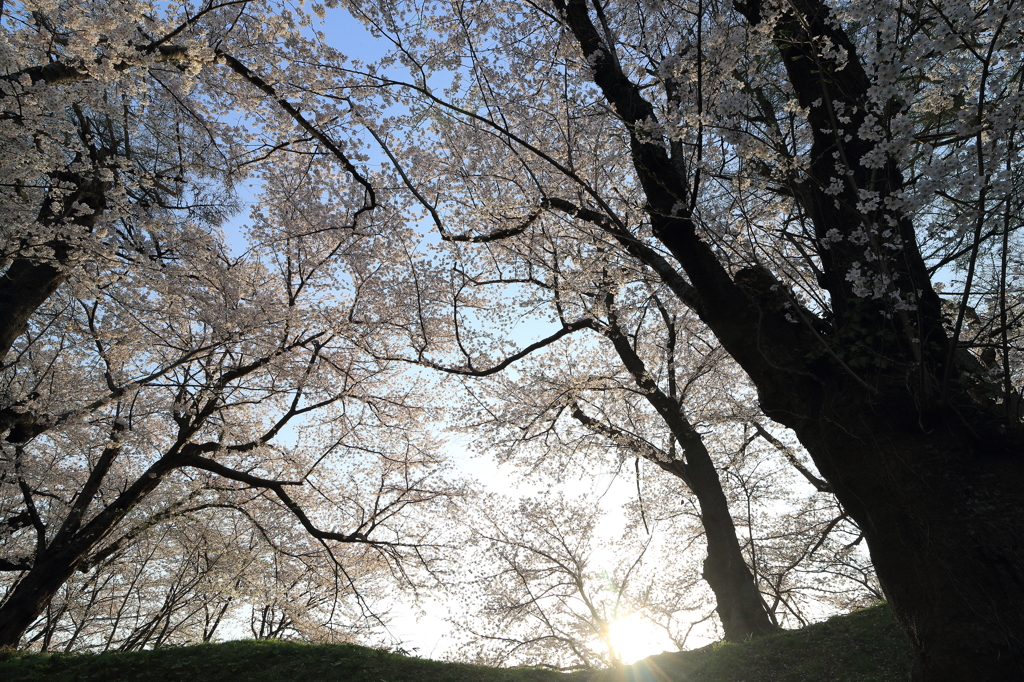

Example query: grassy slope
[0,605,913,682]
[589,605,914,682]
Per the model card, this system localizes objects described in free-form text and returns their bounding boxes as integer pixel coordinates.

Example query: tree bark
[778,385,1024,682]
[0,258,66,362]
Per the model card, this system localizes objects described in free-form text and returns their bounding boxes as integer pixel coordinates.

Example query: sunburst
[606,614,672,665]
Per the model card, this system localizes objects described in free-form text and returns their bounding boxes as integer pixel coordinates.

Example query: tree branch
[182,454,377,545]
[405,318,596,377]
[750,421,832,493]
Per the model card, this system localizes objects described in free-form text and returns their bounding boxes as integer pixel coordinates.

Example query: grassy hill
[0,605,913,682]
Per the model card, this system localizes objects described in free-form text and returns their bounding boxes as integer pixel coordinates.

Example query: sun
[606,613,673,665]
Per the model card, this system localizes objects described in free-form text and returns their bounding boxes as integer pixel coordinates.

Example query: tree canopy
[2,0,1023,679]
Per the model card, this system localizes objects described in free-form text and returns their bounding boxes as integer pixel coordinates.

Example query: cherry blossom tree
[324,0,1024,677]
[5,0,1024,676]
[446,293,785,642]
[0,1,463,641]
[0,0,376,363]
[454,324,880,640]
[448,491,700,670]
[0,186,462,646]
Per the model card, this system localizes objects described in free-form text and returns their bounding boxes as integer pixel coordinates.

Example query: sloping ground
[590,605,914,682]
[0,605,912,682]
[0,638,564,682]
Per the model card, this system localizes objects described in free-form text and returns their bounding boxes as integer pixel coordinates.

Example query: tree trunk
[0,258,66,362]
[0,549,83,648]
[661,441,780,641]
[727,0,1024,675]
[773,384,1024,682]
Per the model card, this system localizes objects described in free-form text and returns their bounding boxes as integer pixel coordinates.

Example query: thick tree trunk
[773,385,1024,682]
[0,258,67,362]
[0,549,83,648]
[723,1,1024,675]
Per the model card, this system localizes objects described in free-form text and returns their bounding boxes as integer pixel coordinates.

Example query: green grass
[0,605,913,682]
[589,605,914,682]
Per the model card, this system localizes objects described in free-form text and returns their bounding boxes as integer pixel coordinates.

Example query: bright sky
[607,613,676,665]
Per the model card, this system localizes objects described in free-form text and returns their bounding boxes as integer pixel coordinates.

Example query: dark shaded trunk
[0,166,108,362]
[658,439,780,641]
[0,258,67,362]
[0,548,84,648]
[772,385,1024,682]
[726,1,1024,676]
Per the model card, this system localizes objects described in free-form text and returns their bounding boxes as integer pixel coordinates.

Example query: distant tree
[448,491,704,670]
[19,510,385,651]
[446,295,783,641]
[455,326,879,637]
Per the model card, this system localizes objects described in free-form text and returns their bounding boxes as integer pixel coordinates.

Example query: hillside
[0,605,913,682]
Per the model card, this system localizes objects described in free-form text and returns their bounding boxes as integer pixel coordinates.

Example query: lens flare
[607,614,672,665]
